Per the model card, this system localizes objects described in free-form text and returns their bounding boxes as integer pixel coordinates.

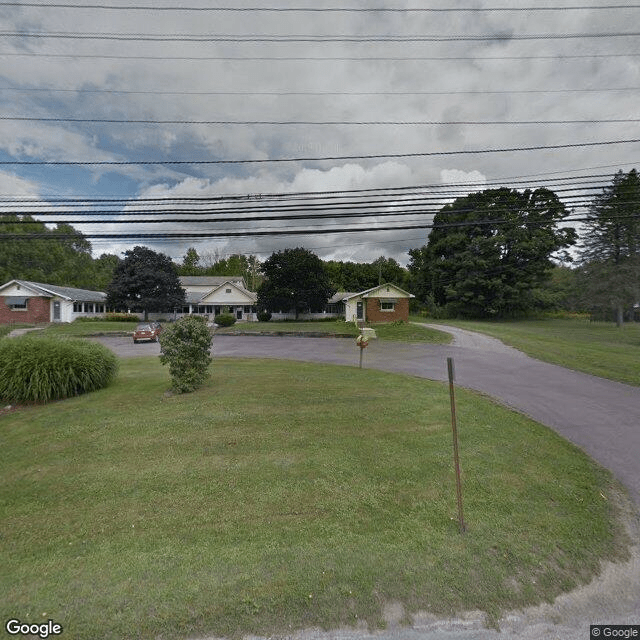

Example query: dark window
[6,297,27,310]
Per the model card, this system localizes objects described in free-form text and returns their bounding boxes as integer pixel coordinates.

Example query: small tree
[159,316,212,393]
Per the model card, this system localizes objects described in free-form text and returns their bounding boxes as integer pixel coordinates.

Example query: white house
[177,276,258,322]
[0,280,107,324]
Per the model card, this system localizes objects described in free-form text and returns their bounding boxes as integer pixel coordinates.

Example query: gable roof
[179,275,246,288]
[328,291,357,304]
[0,280,106,302]
[185,280,257,304]
[343,283,415,300]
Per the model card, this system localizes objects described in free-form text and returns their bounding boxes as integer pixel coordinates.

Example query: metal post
[447,357,466,534]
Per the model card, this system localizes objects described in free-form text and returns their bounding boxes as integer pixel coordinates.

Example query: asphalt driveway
[99,325,640,507]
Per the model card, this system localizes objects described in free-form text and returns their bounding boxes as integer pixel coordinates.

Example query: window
[73,302,83,312]
[244,305,251,313]
[226,288,232,293]
[85,302,94,313]
[6,297,27,310]
[380,301,395,312]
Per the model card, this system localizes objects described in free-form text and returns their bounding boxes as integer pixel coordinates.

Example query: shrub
[105,313,140,322]
[215,313,236,327]
[257,310,272,322]
[159,315,213,393]
[0,336,118,403]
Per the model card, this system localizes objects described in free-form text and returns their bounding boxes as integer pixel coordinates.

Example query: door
[53,301,61,321]
[356,301,363,320]
[236,307,243,320]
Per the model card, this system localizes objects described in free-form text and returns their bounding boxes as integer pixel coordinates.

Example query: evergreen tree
[578,169,640,326]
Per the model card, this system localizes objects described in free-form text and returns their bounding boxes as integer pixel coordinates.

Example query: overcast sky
[0,1,638,266]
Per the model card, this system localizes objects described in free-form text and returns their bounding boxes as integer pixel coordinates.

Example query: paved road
[95,327,640,638]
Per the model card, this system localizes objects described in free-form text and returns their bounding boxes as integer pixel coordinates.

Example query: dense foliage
[177,247,262,289]
[214,313,236,327]
[106,246,185,320]
[159,315,213,393]
[578,169,640,325]
[0,216,120,290]
[257,248,335,319]
[0,336,118,403]
[324,257,409,292]
[408,188,577,318]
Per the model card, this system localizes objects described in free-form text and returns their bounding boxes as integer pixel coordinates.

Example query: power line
[1,213,636,242]
[1,86,638,96]
[1,166,634,201]
[2,116,638,126]
[3,30,640,42]
[3,52,637,61]
[2,3,639,11]
[1,139,638,166]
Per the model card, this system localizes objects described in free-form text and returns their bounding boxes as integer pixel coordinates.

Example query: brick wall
[365,297,409,323]
[0,296,50,324]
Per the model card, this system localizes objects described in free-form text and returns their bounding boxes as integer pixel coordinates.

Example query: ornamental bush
[257,310,272,322]
[215,313,236,327]
[0,336,119,403]
[159,315,213,393]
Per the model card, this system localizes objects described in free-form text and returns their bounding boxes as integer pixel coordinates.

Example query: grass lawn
[419,317,640,386]
[0,357,630,640]
[216,320,451,344]
[42,321,139,337]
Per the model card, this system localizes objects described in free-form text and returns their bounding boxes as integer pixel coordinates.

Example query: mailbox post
[356,334,369,368]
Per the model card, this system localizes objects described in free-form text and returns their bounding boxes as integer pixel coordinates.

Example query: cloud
[0,2,637,266]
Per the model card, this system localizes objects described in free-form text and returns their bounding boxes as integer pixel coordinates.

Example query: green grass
[42,321,139,337]
[216,319,451,343]
[0,357,630,639]
[420,317,640,386]
[0,324,24,339]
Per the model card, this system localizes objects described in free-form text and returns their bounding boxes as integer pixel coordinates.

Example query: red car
[133,322,162,344]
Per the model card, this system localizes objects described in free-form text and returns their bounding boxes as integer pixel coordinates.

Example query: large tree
[0,215,119,289]
[578,169,640,326]
[257,248,334,319]
[408,188,576,318]
[106,246,185,319]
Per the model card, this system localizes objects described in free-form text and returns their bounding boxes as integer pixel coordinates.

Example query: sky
[0,1,639,267]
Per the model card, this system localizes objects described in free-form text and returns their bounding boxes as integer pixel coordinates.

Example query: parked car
[133,322,162,344]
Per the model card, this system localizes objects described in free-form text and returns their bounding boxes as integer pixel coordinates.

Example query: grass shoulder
[42,320,139,337]
[216,319,451,343]
[1,356,630,639]
[420,317,640,386]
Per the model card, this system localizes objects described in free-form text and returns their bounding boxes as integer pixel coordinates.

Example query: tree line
[2,169,638,324]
